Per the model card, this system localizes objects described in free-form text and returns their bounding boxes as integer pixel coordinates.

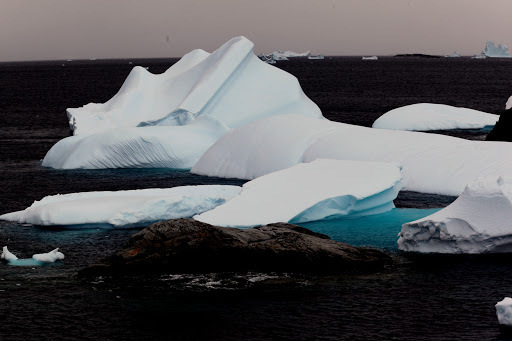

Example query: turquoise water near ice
[300,208,440,250]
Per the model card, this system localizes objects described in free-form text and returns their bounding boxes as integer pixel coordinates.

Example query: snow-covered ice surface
[32,248,65,263]
[483,41,512,58]
[0,186,241,228]
[192,115,512,196]
[194,159,403,228]
[398,176,512,253]
[496,298,512,326]
[372,103,498,131]
[43,36,321,169]
[1,246,18,261]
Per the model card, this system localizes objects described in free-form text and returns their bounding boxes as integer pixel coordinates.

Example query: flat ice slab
[398,176,512,253]
[192,115,512,196]
[497,298,512,326]
[372,103,498,131]
[44,36,321,169]
[194,159,402,228]
[0,186,241,229]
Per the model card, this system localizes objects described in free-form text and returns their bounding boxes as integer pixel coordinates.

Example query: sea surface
[1,57,511,340]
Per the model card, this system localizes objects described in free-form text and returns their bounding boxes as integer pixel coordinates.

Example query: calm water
[1,57,511,340]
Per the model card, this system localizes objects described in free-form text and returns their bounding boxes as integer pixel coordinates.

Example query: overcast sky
[1,0,511,61]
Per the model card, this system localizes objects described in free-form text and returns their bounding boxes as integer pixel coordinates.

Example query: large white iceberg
[372,103,498,131]
[497,298,512,326]
[0,186,241,228]
[398,176,512,253]
[192,115,512,196]
[483,41,512,58]
[43,36,321,169]
[194,159,403,228]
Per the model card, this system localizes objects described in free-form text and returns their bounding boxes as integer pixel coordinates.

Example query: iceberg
[308,55,325,60]
[33,248,65,263]
[398,176,512,253]
[362,56,378,60]
[497,298,512,327]
[272,50,311,59]
[506,95,512,110]
[194,159,403,228]
[372,103,498,131]
[444,51,461,58]
[192,115,512,196]
[43,36,321,169]
[1,246,18,261]
[0,186,241,228]
[483,41,512,58]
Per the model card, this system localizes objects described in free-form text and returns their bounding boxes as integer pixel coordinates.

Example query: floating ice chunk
[272,50,311,59]
[497,298,512,326]
[483,41,512,58]
[67,37,320,136]
[308,55,324,60]
[0,186,241,228]
[362,56,378,60]
[506,96,512,110]
[32,248,65,263]
[398,176,512,253]
[444,51,461,57]
[192,115,512,196]
[42,116,229,169]
[1,246,18,261]
[194,159,403,228]
[372,103,498,131]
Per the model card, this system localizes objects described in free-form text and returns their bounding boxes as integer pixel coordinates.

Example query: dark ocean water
[1,57,512,340]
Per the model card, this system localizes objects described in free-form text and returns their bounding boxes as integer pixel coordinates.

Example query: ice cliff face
[398,176,512,253]
[192,115,512,196]
[483,41,511,58]
[194,159,403,228]
[43,36,322,169]
[372,103,498,131]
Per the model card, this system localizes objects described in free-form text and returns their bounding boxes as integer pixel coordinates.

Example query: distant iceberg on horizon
[483,40,512,58]
[444,51,461,58]
[362,56,378,60]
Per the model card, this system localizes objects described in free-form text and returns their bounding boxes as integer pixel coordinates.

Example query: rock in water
[81,219,391,275]
[486,109,512,142]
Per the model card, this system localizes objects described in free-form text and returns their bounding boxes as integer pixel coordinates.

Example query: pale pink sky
[0,0,511,61]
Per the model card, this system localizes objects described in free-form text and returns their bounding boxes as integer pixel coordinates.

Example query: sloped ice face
[496,298,512,326]
[372,103,498,131]
[483,41,512,58]
[398,176,512,253]
[0,186,241,229]
[43,36,321,170]
[192,115,512,196]
[194,159,403,228]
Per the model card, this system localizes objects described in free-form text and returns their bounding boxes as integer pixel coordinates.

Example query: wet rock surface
[81,218,392,275]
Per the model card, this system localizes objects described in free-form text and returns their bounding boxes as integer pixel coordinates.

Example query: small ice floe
[496,298,512,326]
[362,56,378,60]
[1,246,18,261]
[32,248,65,263]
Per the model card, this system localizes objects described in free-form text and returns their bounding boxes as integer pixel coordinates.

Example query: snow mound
[44,36,321,169]
[32,248,65,263]
[1,246,18,261]
[372,103,498,131]
[0,186,241,228]
[398,176,512,253]
[497,298,512,326]
[194,159,403,228]
[483,41,511,58]
[192,115,512,196]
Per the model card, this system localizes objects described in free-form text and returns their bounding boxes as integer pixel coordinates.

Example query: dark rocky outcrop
[486,109,512,142]
[81,218,392,276]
